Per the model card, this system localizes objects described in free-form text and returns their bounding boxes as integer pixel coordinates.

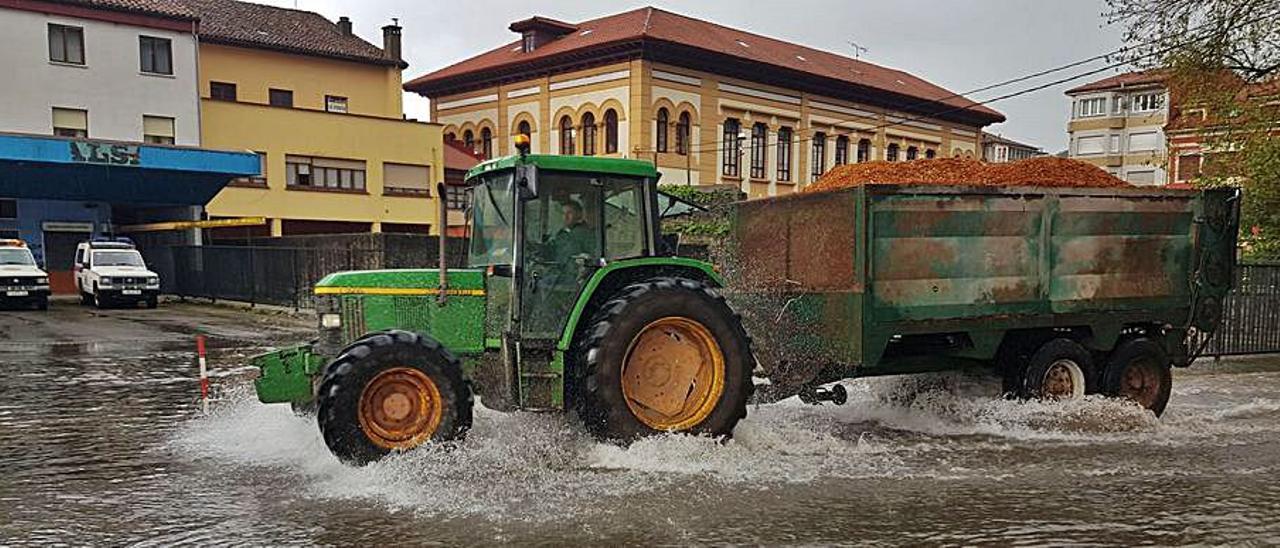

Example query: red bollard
[197,334,209,415]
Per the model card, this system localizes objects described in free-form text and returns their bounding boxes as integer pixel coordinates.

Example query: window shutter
[143,116,174,138]
[383,163,430,190]
[52,108,87,130]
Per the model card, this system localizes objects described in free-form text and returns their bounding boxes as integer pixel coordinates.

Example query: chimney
[382,19,402,63]
[337,16,352,36]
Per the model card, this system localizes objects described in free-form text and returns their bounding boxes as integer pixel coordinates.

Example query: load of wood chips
[803,156,1131,193]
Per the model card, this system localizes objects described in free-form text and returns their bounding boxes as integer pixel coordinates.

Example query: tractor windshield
[467,170,516,267]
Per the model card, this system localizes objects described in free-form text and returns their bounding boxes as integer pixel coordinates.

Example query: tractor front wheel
[316,329,473,465]
[576,277,753,441]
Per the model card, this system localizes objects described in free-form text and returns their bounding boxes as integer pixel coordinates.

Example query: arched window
[749,123,767,179]
[604,109,618,154]
[581,112,597,156]
[444,132,456,143]
[857,138,870,163]
[517,120,531,140]
[887,143,900,162]
[777,126,792,182]
[655,108,669,153]
[721,117,740,177]
[834,135,849,165]
[675,112,691,155]
[480,127,493,160]
[559,116,574,155]
[925,148,936,159]
[906,146,918,161]
[811,132,827,178]
[463,130,474,153]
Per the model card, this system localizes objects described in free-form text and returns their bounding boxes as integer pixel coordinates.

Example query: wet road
[3,302,1280,545]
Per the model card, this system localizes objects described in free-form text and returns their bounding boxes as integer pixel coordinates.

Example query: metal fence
[149,234,468,309]
[1205,263,1280,357]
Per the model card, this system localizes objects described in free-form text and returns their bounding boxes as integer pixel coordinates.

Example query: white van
[74,239,160,309]
[0,239,50,310]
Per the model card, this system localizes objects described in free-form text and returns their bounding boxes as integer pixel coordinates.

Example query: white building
[981,132,1045,163]
[1064,70,1169,185]
[0,1,201,145]
[0,1,257,292]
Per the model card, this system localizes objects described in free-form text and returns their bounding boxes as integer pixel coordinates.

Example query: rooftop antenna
[847,40,869,59]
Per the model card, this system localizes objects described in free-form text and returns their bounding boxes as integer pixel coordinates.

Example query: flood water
[3,305,1280,545]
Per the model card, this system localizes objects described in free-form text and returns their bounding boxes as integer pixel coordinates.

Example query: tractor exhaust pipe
[437,181,448,305]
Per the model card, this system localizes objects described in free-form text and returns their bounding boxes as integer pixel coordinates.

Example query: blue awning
[0,133,259,206]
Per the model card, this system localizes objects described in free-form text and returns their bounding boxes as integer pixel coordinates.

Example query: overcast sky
[258,0,1128,153]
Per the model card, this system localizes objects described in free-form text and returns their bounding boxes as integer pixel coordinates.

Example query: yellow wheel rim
[621,316,726,431]
[358,367,444,450]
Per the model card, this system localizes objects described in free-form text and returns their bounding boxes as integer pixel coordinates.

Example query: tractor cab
[467,153,660,329]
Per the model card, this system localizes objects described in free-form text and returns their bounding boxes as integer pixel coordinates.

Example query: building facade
[405,8,1004,199]
[1065,70,1169,185]
[0,0,257,291]
[185,0,444,238]
[981,132,1044,163]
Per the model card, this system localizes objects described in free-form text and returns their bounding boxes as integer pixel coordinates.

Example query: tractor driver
[543,199,594,269]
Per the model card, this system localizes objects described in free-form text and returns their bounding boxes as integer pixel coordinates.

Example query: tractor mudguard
[251,343,325,404]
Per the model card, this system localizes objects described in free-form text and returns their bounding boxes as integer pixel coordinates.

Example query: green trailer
[730,183,1240,410]
[250,140,1239,465]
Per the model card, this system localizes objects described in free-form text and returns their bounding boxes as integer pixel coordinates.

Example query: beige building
[404,7,1003,198]
[981,132,1044,163]
[1065,70,1169,185]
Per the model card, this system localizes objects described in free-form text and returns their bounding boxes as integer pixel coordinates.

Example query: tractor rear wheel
[1102,338,1172,416]
[575,277,753,441]
[316,329,473,465]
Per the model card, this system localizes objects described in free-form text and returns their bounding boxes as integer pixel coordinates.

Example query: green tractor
[252,143,753,464]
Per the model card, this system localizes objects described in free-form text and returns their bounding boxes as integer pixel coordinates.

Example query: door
[43,231,88,295]
[519,172,603,340]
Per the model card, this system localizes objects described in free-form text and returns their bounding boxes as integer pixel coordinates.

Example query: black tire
[93,285,108,309]
[290,399,318,416]
[575,277,754,441]
[35,297,48,311]
[79,291,90,306]
[146,296,158,309]
[317,329,473,465]
[1020,338,1093,400]
[1103,338,1173,416]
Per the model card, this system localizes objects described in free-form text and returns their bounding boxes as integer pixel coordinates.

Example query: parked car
[0,239,50,310]
[74,238,160,309]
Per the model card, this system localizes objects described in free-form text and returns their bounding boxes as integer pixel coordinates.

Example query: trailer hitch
[798,383,848,406]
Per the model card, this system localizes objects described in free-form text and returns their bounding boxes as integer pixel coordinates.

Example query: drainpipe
[436,181,448,305]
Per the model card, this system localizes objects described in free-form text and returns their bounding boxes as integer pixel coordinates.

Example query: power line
[640,9,1277,159]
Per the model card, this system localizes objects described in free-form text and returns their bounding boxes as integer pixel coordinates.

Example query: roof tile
[406,6,1002,123]
[176,0,400,67]
[50,0,197,20]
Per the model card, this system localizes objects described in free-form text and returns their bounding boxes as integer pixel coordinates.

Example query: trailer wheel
[1103,338,1172,416]
[575,277,754,441]
[317,329,473,465]
[1021,338,1092,401]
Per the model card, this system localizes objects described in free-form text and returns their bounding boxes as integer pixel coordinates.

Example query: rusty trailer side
[728,185,1238,391]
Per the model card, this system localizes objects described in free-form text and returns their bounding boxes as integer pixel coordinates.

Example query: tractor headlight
[320,313,342,329]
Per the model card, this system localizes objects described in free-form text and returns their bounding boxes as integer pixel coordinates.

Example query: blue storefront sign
[0,132,259,206]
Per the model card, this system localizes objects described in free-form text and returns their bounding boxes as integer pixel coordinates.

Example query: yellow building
[405,8,1004,199]
[184,0,443,237]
